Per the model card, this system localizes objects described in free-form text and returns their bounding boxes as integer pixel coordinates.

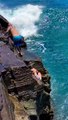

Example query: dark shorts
[13,35,24,47]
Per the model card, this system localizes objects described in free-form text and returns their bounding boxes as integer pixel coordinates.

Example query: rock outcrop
[0,15,53,120]
[0,42,53,120]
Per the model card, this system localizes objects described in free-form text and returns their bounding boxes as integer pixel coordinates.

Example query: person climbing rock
[6,23,26,56]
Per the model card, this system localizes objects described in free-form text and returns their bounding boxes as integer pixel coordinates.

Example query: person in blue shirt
[6,23,25,46]
[6,23,26,56]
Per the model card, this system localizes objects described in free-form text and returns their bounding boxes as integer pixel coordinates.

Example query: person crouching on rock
[6,23,26,56]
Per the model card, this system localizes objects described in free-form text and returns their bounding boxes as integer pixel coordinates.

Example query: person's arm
[6,26,11,33]
[6,23,12,33]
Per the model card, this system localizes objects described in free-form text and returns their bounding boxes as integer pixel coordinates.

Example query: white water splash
[36,42,46,53]
[0,4,43,37]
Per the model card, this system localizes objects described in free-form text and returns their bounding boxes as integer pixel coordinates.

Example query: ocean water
[0,0,68,120]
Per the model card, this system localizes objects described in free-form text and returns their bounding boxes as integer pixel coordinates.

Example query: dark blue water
[1,0,68,8]
[0,0,68,120]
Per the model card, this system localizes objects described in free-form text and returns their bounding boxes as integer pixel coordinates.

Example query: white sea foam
[37,42,46,53]
[0,4,43,37]
[41,43,46,53]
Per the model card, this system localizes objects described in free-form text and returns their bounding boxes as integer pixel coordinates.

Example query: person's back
[9,24,20,36]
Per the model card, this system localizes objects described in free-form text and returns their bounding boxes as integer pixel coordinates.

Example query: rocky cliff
[0,41,53,120]
[0,15,53,120]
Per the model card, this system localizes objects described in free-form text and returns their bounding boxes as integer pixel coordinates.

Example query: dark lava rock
[0,15,53,120]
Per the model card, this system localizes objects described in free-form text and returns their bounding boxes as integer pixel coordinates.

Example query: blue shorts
[13,35,24,47]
